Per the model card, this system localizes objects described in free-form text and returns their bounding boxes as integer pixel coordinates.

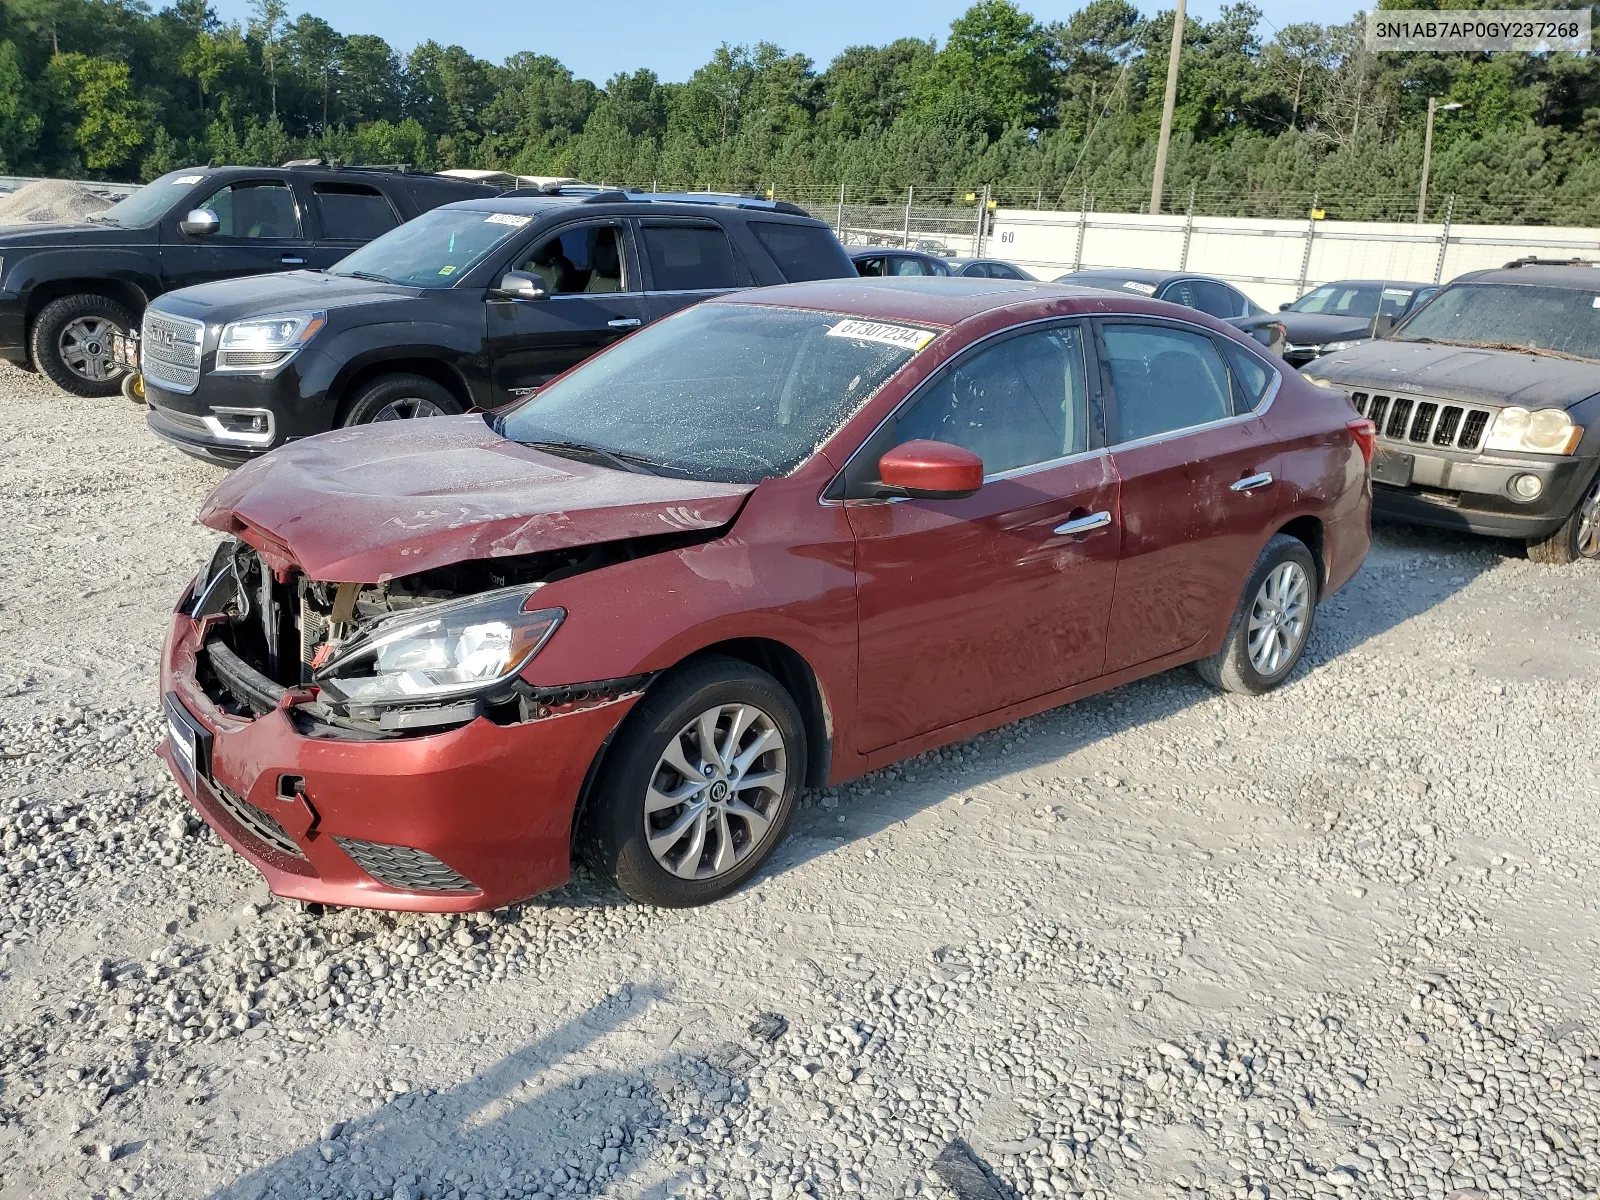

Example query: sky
[208,0,1371,86]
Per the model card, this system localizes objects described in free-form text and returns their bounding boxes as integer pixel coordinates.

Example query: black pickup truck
[0,164,497,395]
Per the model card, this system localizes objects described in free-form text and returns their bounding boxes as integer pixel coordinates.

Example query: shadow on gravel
[768,522,1495,877]
[206,986,693,1200]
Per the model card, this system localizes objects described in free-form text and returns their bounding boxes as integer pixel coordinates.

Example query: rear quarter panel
[1263,374,1372,598]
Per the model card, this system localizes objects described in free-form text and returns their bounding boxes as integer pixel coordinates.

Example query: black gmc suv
[1304,259,1600,564]
[138,191,855,465]
[0,164,497,395]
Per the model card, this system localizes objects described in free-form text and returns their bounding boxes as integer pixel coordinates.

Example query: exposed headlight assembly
[1483,407,1584,456]
[214,310,325,372]
[314,586,563,705]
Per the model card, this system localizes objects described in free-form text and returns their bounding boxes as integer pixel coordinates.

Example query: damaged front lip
[196,415,755,582]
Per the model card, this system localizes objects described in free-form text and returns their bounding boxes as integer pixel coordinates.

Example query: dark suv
[0,164,498,396]
[139,191,854,464]
[1304,260,1600,564]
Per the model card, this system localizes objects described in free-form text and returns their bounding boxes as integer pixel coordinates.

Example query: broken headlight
[313,586,563,705]
[188,538,244,618]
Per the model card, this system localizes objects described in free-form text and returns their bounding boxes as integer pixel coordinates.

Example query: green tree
[45,52,150,170]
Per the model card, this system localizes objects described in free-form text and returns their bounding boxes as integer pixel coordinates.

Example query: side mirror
[1372,314,1397,336]
[179,208,220,237]
[493,271,548,301]
[875,440,984,500]
[1278,301,1292,311]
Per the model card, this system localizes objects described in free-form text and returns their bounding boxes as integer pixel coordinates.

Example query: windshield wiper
[339,270,398,285]
[515,439,663,476]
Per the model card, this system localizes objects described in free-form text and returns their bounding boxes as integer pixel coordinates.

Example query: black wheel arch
[331,354,476,419]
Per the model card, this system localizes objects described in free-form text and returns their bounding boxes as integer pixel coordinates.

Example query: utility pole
[1417,97,1463,223]
[1149,0,1187,215]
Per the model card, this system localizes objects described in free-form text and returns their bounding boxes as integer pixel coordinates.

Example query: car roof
[1304,279,1435,290]
[440,195,825,223]
[1056,267,1179,284]
[847,245,942,257]
[1456,263,1600,289]
[714,276,1151,326]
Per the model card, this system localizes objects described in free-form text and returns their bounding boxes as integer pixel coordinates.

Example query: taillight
[1347,417,1376,465]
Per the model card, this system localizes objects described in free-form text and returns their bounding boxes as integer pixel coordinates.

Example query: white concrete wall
[988,208,1600,310]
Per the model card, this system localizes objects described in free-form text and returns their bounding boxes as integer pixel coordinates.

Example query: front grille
[1351,391,1494,452]
[217,348,290,370]
[141,311,204,394]
[209,779,304,859]
[333,837,476,892]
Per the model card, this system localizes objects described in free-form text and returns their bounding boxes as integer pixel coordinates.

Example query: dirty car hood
[1314,339,1600,408]
[198,415,755,582]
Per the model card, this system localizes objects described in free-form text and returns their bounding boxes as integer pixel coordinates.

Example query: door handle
[607,318,642,329]
[1230,472,1274,493]
[1054,511,1112,535]
[280,256,305,265]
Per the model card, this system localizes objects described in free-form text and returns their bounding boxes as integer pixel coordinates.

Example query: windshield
[1290,283,1415,319]
[1394,282,1600,361]
[496,303,933,483]
[329,206,532,287]
[92,170,207,228]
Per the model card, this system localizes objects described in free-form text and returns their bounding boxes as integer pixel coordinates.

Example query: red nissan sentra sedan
[159,277,1374,911]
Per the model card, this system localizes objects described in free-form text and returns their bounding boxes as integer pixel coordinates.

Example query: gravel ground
[1,365,1597,1200]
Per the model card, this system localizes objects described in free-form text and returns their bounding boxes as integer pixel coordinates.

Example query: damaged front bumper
[158,603,644,913]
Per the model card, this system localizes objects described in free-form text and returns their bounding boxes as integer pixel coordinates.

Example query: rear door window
[313,183,400,242]
[748,221,845,282]
[1191,279,1243,318]
[195,180,300,238]
[1101,322,1234,443]
[641,223,746,292]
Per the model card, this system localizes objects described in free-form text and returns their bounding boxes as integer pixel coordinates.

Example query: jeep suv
[1304,259,1600,564]
[138,191,855,465]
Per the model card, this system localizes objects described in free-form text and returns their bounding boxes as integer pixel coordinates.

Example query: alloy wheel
[372,396,448,421]
[1246,561,1310,676]
[644,703,787,880]
[1576,480,1600,559]
[58,316,122,382]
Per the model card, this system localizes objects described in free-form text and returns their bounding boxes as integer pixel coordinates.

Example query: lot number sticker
[826,319,936,352]
[485,212,532,227]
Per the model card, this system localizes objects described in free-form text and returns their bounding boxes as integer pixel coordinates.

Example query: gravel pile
[1,365,1597,1200]
[0,179,114,225]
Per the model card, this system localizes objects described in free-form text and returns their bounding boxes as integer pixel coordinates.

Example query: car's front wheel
[1526,477,1600,565]
[339,373,464,426]
[578,657,805,907]
[30,293,133,397]
[1196,533,1318,695]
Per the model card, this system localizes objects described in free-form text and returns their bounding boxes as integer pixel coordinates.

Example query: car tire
[1196,533,1319,695]
[30,293,134,397]
[578,656,806,908]
[121,371,145,405]
[338,373,464,426]
[1526,477,1600,565]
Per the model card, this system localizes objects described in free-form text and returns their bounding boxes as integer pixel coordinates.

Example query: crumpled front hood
[1314,339,1600,409]
[198,416,755,582]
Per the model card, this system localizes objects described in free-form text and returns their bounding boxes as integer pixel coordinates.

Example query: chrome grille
[209,779,304,859]
[1351,392,1493,452]
[141,311,204,394]
[333,837,476,892]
